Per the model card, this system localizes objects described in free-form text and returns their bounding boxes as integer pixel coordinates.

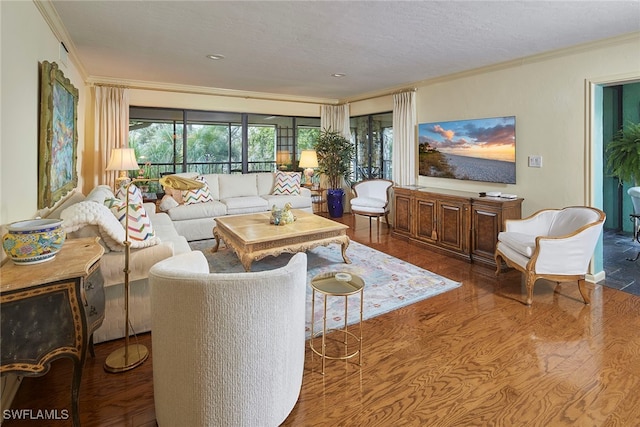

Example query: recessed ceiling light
[206,54,225,60]
[331,73,346,78]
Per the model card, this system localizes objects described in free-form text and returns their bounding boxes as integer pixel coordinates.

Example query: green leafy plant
[606,121,640,186]
[314,128,355,190]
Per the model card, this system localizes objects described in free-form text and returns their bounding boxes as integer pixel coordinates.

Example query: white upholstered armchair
[350,179,394,233]
[149,251,307,427]
[494,206,605,306]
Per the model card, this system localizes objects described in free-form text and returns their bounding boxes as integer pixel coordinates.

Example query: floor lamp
[104,149,203,372]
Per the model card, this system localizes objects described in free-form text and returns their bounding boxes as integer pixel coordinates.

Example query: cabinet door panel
[416,199,436,241]
[439,202,465,251]
[473,208,500,257]
[394,194,412,234]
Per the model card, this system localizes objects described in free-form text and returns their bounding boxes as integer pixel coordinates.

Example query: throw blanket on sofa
[61,201,160,251]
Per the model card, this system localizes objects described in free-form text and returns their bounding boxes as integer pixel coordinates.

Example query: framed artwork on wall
[418,116,516,184]
[38,61,79,209]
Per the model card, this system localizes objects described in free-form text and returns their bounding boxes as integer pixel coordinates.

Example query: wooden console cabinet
[393,186,523,268]
[1,237,105,427]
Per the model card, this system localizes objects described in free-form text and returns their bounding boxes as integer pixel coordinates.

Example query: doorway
[598,81,640,295]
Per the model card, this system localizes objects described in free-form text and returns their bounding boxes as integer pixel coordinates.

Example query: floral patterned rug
[190,240,461,338]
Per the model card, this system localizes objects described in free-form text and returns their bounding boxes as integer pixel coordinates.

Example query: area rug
[189,240,461,337]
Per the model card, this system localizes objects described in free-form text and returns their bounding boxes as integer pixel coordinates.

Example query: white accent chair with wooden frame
[350,179,394,234]
[494,206,606,306]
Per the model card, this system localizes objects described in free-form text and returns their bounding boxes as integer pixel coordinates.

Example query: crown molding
[412,31,640,88]
[87,76,337,105]
[33,0,88,80]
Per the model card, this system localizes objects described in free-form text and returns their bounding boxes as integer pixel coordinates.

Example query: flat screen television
[418,116,516,184]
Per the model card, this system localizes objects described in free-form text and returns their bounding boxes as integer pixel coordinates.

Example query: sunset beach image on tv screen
[418,116,516,184]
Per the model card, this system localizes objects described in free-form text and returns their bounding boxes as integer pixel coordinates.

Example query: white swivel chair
[494,206,606,306]
[350,179,394,234]
[149,251,307,427]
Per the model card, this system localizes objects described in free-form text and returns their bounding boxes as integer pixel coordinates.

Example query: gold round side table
[310,272,364,374]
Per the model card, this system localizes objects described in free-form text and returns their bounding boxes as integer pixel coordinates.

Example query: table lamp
[276,151,291,170]
[104,155,203,373]
[298,150,318,187]
[105,148,140,189]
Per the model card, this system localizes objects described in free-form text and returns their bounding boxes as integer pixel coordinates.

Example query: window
[129,107,320,178]
[350,112,393,181]
[185,110,243,174]
[129,108,184,176]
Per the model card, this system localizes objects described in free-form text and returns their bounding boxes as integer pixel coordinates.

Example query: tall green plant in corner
[314,128,355,218]
[606,121,640,186]
[314,128,355,190]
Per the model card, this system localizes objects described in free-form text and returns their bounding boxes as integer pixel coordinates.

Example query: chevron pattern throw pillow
[181,176,214,205]
[273,171,301,195]
[115,183,143,205]
[105,184,156,242]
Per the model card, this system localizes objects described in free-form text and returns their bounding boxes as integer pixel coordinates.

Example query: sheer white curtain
[392,91,416,186]
[320,104,350,139]
[94,86,129,188]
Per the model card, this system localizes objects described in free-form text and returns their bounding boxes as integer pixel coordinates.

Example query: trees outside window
[129,108,310,176]
[128,107,393,184]
[350,112,393,181]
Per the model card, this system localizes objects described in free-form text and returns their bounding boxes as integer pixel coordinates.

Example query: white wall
[0,1,86,224]
[413,35,640,216]
[128,89,322,117]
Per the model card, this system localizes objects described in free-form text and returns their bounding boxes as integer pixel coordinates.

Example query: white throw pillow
[159,194,180,211]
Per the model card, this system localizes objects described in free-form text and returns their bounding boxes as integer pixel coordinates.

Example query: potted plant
[606,121,640,187]
[314,128,355,217]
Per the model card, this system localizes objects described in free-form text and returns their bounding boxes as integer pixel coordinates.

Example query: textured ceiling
[50,0,640,101]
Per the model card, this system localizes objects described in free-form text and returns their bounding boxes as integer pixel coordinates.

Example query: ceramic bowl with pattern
[2,219,66,265]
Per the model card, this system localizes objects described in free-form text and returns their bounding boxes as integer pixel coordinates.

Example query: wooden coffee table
[212,210,351,271]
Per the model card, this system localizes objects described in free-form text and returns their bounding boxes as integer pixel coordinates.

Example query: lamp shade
[106,148,140,171]
[276,151,291,165]
[298,150,318,168]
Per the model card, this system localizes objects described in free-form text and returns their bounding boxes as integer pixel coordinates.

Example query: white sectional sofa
[160,172,313,241]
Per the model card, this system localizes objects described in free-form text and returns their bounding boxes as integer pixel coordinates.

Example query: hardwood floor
[6,214,640,426]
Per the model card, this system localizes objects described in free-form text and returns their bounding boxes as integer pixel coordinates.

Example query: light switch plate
[528,155,543,168]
